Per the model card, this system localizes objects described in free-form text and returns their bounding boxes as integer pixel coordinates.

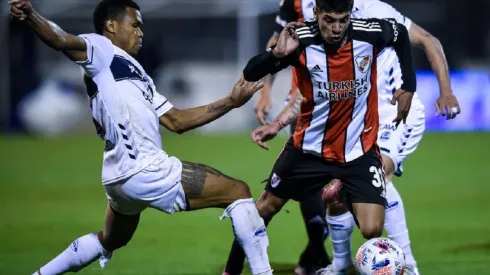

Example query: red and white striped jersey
[244,18,416,163]
[273,0,425,112]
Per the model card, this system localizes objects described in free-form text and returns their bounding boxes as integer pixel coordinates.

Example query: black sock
[224,239,245,274]
[298,190,331,269]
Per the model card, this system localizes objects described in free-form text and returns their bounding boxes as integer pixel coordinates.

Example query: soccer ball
[355,237,406,275]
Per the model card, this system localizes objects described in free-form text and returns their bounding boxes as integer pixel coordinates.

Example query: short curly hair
[93,0,140,34]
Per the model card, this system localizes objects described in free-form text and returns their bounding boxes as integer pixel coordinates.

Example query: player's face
[315,8,351,45]
[116,8,144,56]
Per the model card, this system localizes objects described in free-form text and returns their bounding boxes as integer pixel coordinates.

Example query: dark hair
[93,0,140,34]
[315,0,353,13]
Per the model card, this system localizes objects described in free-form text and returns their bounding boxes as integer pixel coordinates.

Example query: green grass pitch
[1,132,489,274]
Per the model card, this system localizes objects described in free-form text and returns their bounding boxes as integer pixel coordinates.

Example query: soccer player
[254,2,332,274]
[223,0,417,274]
[9,1,273,274]
[252,0,461,274]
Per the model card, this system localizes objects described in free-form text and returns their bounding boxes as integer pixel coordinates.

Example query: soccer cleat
[315,265,357,275]
[294,265,308,275]
[404,265,420,275]
[295,264,328,275]
[321,179,342,204]
[222,270,240,275]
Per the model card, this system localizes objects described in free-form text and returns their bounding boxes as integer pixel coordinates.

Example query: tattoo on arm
[207,104,230,113]
[279,92,302,125]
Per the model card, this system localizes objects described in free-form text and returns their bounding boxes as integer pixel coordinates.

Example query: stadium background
[0,0,489,274]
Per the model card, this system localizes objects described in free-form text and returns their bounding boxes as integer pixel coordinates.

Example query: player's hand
[272,22,305,57]
[435,91,460,120]
[254,86,272,125]
[229,74,264,108]
[9,0,32,21]
[391,89,413,127]
[251,123,281,150]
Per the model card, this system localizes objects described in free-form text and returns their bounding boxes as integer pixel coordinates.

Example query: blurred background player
[253,0,461,274]
[9,0,273,275]
[224,0,417,274]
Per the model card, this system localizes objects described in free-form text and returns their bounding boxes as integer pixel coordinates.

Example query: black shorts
[289,118,298,135]
[265,138,387,207]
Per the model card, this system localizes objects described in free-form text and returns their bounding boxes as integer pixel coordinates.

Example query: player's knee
[359,222,384,239]
[228,179,252,201]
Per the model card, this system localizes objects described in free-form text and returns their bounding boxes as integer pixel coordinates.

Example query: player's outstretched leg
[180,161,272,275]
[381,154,418,274]
[33,204,140,275]
[223,190,288,275]
[295,190,331,274]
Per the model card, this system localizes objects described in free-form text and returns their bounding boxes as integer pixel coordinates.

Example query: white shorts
[104,155,187,215]
[377,105,425,177]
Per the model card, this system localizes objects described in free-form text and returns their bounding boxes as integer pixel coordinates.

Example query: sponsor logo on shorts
[270,173,281,188]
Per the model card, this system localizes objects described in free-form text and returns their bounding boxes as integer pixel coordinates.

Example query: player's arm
[354,18,416,125]
[260,32,280,98]
[409,23,448,91]
[251,88,302,150]
[255,0,298,124]
[243,47,299,82]
[263,0,299,86]
[9,0,87,62]
[409,23,460,117]
[159,76,264,134]
[381,19,416,93]
[273,88,302,130]
[243,22,304,82]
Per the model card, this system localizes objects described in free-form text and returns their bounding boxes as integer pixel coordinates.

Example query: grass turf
[0,132,489,274]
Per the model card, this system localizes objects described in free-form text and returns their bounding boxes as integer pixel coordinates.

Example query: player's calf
[33,204,139,275]
[33,232,111,275]
[255,190,286,221]
[180,161,272,275]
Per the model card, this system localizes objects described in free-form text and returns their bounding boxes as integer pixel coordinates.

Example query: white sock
[326,211,355,271]
[34,233,112,275]
[384,182,416,266]
[220,198,272,275]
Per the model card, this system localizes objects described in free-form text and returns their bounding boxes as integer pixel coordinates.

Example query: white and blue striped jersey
[78,34,173,184]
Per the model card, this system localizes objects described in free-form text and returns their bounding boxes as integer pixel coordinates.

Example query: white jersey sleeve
[77,33,115,77]
[361,0,412,30]
[148,77,174,117]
